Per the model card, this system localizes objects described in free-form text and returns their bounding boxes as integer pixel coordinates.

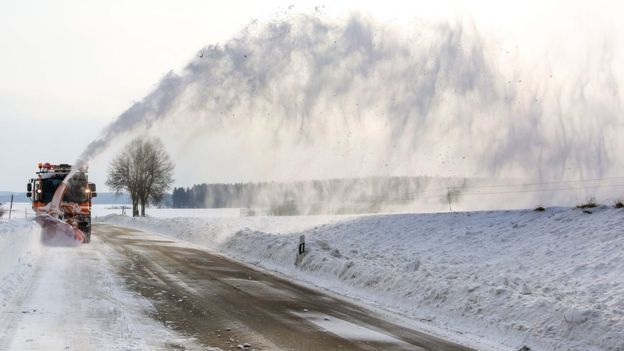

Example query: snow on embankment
[0,220,41,306]
[99,208,624,351]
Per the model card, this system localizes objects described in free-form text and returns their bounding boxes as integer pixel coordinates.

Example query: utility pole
[447,188,452,212]
[8,194,13,220]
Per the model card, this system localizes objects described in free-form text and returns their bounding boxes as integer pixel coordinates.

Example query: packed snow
[292,311,411,345]
[100,206,624,351]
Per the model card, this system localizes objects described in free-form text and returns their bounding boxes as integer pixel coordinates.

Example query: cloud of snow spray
[79,13,624,212]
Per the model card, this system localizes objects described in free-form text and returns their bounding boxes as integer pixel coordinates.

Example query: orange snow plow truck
[27,163,97,244]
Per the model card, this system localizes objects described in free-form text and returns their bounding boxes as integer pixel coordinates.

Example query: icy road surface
[93,224,475,351]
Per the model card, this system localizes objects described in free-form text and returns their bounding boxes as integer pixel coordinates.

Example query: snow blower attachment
[27,163,97,244]
[33,214,85,244]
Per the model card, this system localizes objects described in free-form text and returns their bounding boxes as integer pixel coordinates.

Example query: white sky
[0,0,621,191]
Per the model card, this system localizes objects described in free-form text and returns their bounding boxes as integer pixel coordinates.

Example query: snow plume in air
[80,13,624,209]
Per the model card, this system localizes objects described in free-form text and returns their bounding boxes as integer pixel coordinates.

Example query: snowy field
[100,206,624,351]
[1,203,241,220]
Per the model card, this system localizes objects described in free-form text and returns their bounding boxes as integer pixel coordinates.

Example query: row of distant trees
[172,177,446,214]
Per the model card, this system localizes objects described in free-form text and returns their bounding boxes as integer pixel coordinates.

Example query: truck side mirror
[91,192,97,198]
[27,192,32,198]
[88,183,96,192]
[27,183,32,192]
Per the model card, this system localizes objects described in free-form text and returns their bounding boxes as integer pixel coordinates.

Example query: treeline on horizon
[171,176,467,215]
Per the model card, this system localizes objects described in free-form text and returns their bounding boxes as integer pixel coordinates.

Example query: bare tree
[106,140,140,216]
[137,139,174,216]
[106,137,174,217]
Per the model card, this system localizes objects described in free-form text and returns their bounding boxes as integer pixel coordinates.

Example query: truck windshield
[40,174,88,203]
[40,178,63,203]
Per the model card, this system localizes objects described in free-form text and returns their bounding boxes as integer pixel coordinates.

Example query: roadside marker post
[8,194,13,220]
[295,235,307,266]
[299,235,306,254]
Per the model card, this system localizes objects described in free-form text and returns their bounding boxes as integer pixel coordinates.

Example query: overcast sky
[0,0,620,191]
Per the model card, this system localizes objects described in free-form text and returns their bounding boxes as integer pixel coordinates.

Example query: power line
[375,179,624,203]
[454,176,624,190]
[460,183,624,196]
[397,176,624,199]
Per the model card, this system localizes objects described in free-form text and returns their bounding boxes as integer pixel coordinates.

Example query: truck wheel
[80,223,91,244]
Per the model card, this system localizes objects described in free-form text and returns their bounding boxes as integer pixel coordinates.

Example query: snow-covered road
[0,220,477,350]
[96,224,474,351]
[0,222,202,350]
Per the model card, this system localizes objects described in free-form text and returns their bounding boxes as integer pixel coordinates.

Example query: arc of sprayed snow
[76,71,183,168]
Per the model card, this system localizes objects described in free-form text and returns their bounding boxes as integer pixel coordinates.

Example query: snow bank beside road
[99,208,624,351]
[0,220,41,308]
